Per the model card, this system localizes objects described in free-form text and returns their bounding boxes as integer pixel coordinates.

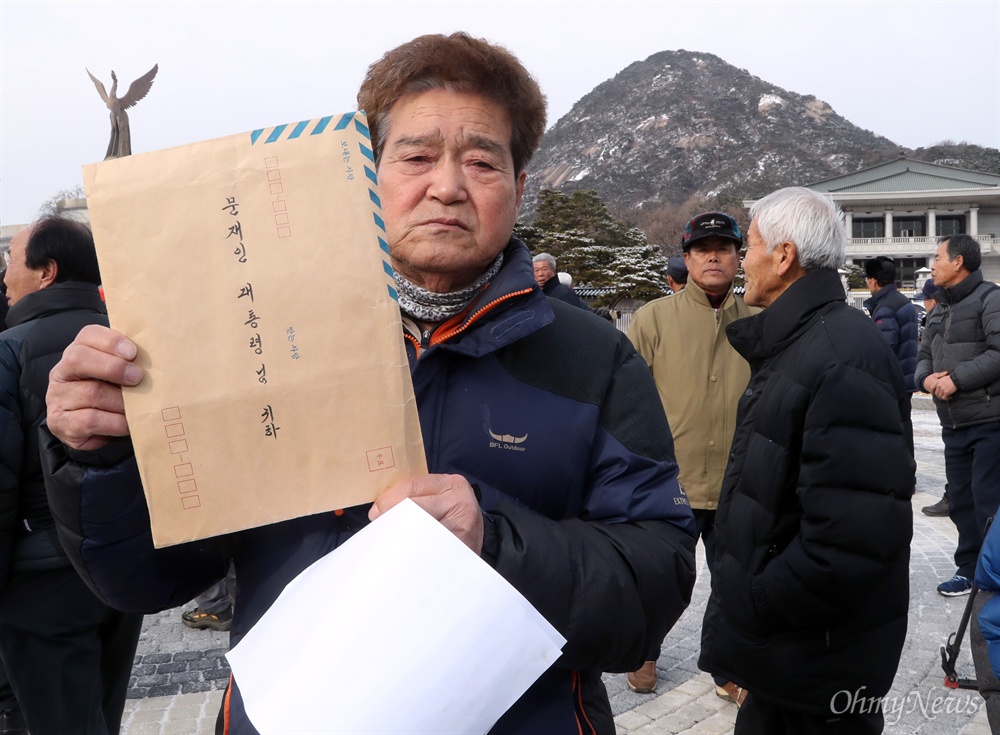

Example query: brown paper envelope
[82,111,426,548]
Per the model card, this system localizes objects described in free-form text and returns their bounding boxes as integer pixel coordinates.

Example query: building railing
[614,288,930,332]
[847,234,996,255]
[846,290,914,310]
[614,310,634,334]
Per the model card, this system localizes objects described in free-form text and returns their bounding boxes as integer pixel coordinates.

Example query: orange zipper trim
[223,673,233,734]
[573,669,597,735]
[429,288,534,346]
[403,330,421,359]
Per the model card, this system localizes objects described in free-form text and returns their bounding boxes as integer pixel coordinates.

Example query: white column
[927,209,936,238]
[845,212,853,239]
[885,211,893,240]
[970,207,979,236]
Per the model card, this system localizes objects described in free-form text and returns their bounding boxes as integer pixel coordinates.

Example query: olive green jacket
[628,280,756,509]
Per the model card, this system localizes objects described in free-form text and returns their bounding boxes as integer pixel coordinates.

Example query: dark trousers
[645,509,717,661]
[943,421,1000,578]
[195,561,237,615]
[691,510,727,687]
[736,693,883,735]
[0,566,143,735]
[0,657,15,709]
[692,509,719,572]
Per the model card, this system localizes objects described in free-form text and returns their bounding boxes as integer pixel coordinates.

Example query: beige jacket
[628,280,756,509]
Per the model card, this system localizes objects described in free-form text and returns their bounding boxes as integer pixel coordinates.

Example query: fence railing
[614,310,634,334]
[847,235,996,255]
[846,289,922,312]
[614,290,920,331]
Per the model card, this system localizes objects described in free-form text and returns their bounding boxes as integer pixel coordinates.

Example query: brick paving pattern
[119,400,995,734]
[126,615,230,699]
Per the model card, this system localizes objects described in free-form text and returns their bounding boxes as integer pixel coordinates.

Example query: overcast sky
[1,0,998,225]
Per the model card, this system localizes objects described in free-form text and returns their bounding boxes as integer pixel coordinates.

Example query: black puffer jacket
[0,282,107,586]
[699,268,914,715]
[914,270,1000,429]
[541,277,590,311]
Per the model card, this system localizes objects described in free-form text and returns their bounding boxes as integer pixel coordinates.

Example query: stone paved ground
[122,400,994,734]
[127,610,230,699]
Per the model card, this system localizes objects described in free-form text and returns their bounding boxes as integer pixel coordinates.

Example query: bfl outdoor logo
[487,427,527,452]
[830,686,981,725]
[482,405,528,453]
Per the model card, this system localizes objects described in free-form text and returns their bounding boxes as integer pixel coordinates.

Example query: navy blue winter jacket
[42,239,696,735]
[976,521,1000,677]
[864,284,919,392]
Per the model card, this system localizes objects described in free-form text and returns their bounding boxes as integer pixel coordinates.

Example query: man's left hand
[369,474,484,555]
[931,372,957,400]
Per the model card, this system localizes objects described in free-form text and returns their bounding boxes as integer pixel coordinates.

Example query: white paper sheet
[226,499,566,734]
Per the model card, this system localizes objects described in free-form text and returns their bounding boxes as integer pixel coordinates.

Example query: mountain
[523,50,997,219]
[909,142,1000,176]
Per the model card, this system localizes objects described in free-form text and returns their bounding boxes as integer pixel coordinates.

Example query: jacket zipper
[403,330,421,359]
[429,288,535,345]
[941,305,958,428]
[403,288,535,360]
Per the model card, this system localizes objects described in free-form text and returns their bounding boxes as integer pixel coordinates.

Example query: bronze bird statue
[86,64,158,159]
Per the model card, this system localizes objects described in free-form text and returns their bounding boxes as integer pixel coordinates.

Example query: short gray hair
[533,252,557,270]
[749,187,846,271]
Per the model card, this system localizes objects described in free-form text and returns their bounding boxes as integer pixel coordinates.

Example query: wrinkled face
[741,220,782,308]
[3,225,45,306]
[683,237,739,295]
[378,88,526,294]
[931,240,963,288]
[533,260,555,286]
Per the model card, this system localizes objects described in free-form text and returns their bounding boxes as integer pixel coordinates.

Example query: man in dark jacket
[699,187,914,734]
[0,216,142,734]
[40,34,696,735]
[666,256,687,293]
[915,234,1000,597]
[863,256,919,396]
[532,252,590,310]
[0,275,21,735]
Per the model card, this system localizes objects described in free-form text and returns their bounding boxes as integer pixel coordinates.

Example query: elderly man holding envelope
[42,33,695,735]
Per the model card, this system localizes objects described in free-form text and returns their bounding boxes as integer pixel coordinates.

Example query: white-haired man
[698,187,914,734]
[532,252,589,310]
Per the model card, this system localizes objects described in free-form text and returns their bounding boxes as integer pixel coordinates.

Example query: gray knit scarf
[393,253,504,323]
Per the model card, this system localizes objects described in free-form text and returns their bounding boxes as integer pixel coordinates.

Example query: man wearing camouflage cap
[627,212,756,698]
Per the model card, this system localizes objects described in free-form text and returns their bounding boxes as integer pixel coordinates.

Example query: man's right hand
[47,325,144,451]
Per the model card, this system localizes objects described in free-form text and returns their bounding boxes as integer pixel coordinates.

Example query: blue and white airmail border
[249,112,398,302]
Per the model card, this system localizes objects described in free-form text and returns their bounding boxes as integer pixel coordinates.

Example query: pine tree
[521,189,669,306]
